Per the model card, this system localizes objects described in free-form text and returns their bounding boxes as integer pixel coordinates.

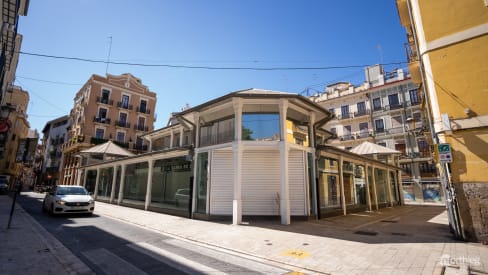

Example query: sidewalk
[1,192,487,274]
[0,192,92,274]
[94,201,488,274]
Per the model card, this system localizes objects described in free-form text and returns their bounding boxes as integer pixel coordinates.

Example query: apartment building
[41,115,71,187]
[0,85,30,185]
[396,0,488,241]
[312,65,440,205]
[61,73,157,186]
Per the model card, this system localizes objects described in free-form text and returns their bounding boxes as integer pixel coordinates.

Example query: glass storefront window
[353,165,367,207]
[390,171,398,204]
[97,167,113,200]
[195,152,208,214]
[150,157,192,211]
[317,157,342,211]
[122,162,149,205]
[242,113,279,141]
[85,170,97,194]
[114,166,121,200]
[374,168,389,204]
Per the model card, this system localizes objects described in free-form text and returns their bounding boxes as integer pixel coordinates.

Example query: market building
[78,89,403,224]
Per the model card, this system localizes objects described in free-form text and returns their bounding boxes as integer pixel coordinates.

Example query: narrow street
[17,192,292,274]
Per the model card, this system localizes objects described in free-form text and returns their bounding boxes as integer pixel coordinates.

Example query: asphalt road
[18,192,291,275]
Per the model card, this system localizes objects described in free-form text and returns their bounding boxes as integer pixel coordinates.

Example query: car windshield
[56,186,88,196]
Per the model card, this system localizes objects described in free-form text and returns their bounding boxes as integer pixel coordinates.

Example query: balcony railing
[353,110,370,118]
[337,112,353,120]
[96,96,114,106]
[93,116,111,124]
[116,101,133,110]
[115,120,131,128]
[134,124,148,131]
[136,106,151,114]
[132,144,148,151]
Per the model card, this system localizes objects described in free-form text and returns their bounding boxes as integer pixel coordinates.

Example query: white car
[42,185,95,215]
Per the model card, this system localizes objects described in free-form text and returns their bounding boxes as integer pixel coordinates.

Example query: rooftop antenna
[106,36,112,75]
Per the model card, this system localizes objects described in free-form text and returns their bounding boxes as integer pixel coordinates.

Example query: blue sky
[15,0,407,132]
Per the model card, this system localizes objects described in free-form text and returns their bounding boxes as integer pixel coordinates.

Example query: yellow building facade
[397,0,488,241]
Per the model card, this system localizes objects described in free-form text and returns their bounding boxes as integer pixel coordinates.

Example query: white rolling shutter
[209,150,233,215]
[242,150,281,215]
[288,150,307,215]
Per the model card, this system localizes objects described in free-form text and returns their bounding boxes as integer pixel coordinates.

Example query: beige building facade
[62,73,157,186]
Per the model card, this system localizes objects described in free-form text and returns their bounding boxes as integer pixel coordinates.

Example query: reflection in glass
[123,162,149,205]
[150,157,192,211]
[85,170,97,194]
[317,157,342,211]
[97,167,113,200]
[195,152,208,213]
[242,113,280,141]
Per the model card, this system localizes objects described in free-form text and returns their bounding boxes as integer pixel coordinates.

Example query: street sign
[438,143,452,163]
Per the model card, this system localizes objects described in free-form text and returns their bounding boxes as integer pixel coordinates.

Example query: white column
[194,113,200,148]
[279,100,290,225]
[179,128,184,146]
[82,169,88,188]
[339,156,346,216]
[309,112,317,217]
[110,165,118,203]
[145,159,154,210]
[148,139,153,152]
[94,167,100,199]
[169,130,174,148]
[232,98,243,225]
[117,164,126,205]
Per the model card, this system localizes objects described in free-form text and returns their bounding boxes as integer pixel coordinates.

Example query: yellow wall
[429,36,488,119]
[418,0,488,41]
[448,130,488,183]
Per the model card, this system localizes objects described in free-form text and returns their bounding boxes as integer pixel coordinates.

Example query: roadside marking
[129,242,222,274]
[285,272,305,275]
[82,248,147,275]
[281,249,310,259]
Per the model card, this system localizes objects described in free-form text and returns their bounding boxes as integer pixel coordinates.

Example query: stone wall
[458,182,488,241]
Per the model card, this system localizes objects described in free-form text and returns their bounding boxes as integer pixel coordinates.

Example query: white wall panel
[209,150,233,215]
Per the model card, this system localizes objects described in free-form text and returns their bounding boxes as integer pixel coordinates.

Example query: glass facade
[317,157,342,212]
[195,152,209,213]
[150,157,192,211]
[122,162,149,205]
[242,113,280,141]
[97,167,113,200]
[85,170,97,194]
[374,168,389,204]
[114,166,121,200]
[200,117,235,147]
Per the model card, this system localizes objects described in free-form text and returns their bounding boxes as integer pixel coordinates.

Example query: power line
[16,76,82,86]
[19,51,407,71]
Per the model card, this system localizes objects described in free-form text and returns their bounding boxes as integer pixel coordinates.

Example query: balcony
[90,137,108,145]
[113,140,129,148]
[134,124,148,132]
[136,106,151,114]
[337,112,353,120]
[96,96,114,106]
[93,116,111,125]
[132,144,148,151]
[116,101,133,110]
[115,120,131,128]
[353,110,370,118]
